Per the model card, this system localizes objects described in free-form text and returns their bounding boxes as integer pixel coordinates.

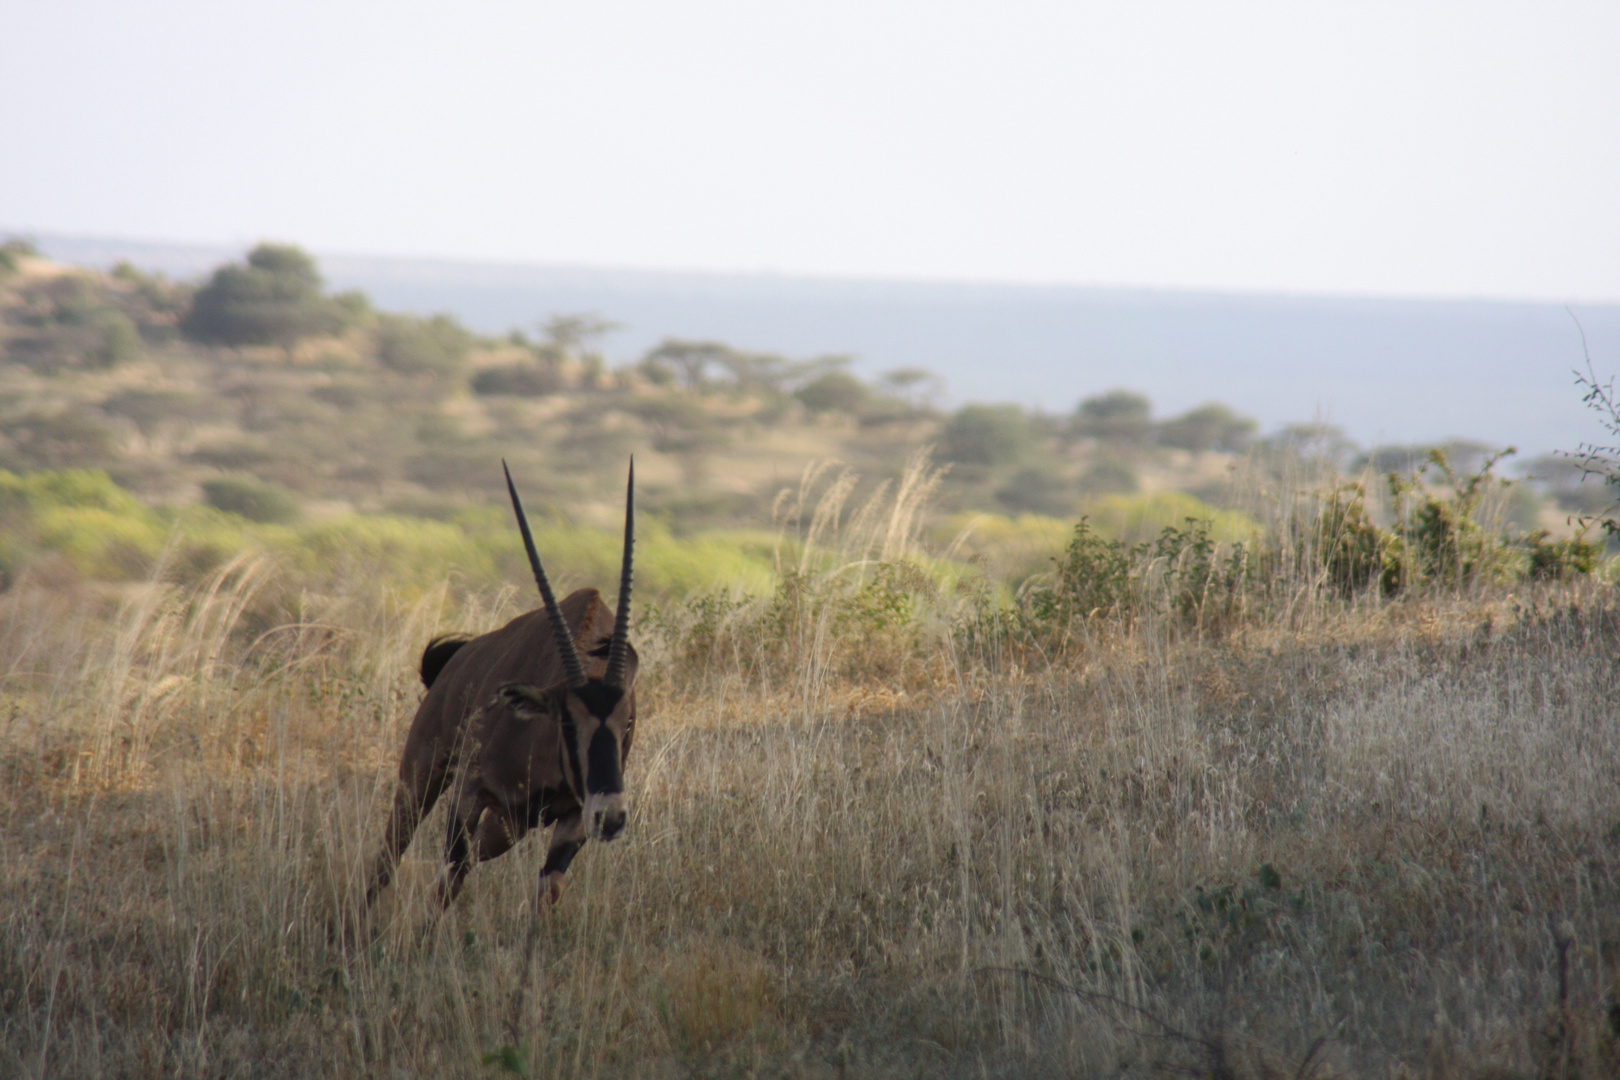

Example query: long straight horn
[603,457,635,690]
[503,460,588,690]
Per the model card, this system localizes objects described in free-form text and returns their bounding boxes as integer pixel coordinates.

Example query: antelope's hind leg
[365,759,449,908]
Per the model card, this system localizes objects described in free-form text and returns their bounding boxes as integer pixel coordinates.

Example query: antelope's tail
[419,635,471,690]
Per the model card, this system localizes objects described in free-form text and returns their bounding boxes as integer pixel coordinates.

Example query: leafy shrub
[202,476,301,524]
[0,409,121,469]
[1150,517,1258,627]
[1388,448,1520,589]
[471,362,564,397]
[93,311,142,367]
[994,467,1073,516]
[0,237,38,275]
[1025,518,1138,630]
[1313,483,1400,596]
[182,243,354,348]
[1072,389,1152,443]
[794,371,869,415]
[1568,361,1620,539]
[1156,403,1256,453]
[375,313,474,375]
[1076,459,1138,495]
[940,404,1036,466]
[1524,530,1602,581]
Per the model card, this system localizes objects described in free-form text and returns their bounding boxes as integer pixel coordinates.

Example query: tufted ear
[496,684,552,722]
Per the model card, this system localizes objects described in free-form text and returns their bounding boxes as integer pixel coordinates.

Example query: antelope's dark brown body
[366,460,640,910]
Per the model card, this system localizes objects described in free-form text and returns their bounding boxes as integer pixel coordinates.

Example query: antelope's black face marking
[564,682,631,840]
[499,679,631,841]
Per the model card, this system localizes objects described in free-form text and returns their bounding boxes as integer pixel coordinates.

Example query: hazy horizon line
[14,226,1620,311]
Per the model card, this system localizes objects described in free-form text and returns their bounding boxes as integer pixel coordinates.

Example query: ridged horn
[503,460,588,690]
[603,457,635,690]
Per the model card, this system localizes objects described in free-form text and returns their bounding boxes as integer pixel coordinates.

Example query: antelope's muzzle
[585,793,627,841]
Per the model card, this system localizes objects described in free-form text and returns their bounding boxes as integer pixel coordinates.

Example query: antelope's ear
[496,684,550,721]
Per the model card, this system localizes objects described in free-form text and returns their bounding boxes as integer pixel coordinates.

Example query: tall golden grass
[3,461,1618,1079]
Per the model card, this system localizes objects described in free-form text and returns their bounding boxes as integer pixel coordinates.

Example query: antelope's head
[503,459,637,841]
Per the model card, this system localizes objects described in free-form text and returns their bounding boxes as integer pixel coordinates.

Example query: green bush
[1072,389,1152,443]
[1388,448,1520,589]
[994,467,1074,516]
[202,476,301,524]
[1026,518,1138,630]
[471,363,564,397]
[1314,483,1400,596]
[182,243,354,348]
[1157,403,1256,453]
[1150,517,1258,627]
[375,313,474,375]
[940,404,1037,466]
[0,237,38,275]
[794,371,870,415]
[1524,530,1601,581]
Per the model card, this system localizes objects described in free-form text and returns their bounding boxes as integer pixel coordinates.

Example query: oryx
[365,460,638,908]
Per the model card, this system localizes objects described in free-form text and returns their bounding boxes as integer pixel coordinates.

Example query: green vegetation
[182,242,359,348]
[0,236,38,276]
[201,474,302,524]
[375,312,475,375]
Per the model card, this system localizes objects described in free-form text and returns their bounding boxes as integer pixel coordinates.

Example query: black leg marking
[542,839,583,877]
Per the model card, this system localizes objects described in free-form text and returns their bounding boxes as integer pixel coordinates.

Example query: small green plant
[1024,518,1139,640]
[481,1043,529,1077]
[1314,482,1401,596]
[1152,517,1256,627]
[1388,448,1519,589]
[1523,529,1601,581]
[1568,354,1620,540]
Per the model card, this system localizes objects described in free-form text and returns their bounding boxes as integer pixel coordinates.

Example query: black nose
[597,810,625,841]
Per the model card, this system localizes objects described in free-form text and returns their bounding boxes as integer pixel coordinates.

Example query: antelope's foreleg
[538,813,587,905]
[439,796,521,907]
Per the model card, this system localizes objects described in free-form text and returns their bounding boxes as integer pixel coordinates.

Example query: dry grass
[3,507,1620,1078]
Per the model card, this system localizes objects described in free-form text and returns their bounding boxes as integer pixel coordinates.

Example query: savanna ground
[3,456,1620,1080]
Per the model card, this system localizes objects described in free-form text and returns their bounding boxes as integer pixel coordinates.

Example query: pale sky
[4,1,1618,300]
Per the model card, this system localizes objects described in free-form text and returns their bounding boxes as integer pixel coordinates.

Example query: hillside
[0,242,1276,589]
[1,238,1607,604]
[31,231,1620,460]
